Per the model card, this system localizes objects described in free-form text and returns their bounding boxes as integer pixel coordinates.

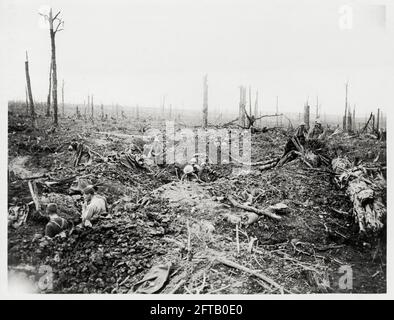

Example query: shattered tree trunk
[304,104,310,130]
[76,106,80,119]
[46,61,52,117]
[25,86,29,115]
[254,91,258,118]
[362,112,373,133]
[25,52,36,126]
[202,74,208,128]
[352,105,356,132]
[49,9,58,126]
[332,157,386,233]
[239,86,246,127]
[347,109,352,133]
[249,86,252,117]
[372,114,375,132]
[87,95,90,119]
[343,82,348,131]
[161,96,165,120]
[62,79,64,117]
[91,94,94,121]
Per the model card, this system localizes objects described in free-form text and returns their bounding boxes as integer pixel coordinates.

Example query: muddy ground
[7,112,386,294]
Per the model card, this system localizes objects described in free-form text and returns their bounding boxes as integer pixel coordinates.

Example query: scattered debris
[7,114,386,294]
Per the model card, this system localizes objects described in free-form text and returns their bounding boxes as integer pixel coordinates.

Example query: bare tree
[161,96,166,119]
[25,85,29,115]
[25,51,36,126]
[254,91,258,117]
[87,95,90,117]
[343,81,349,131]
[46,61,52,117]
[76,106,81,119]
[347,108,352,132]
[202,74,208,128]
[91,94,94,122]
[62,79,64,117]
[239,86,246,127]
[353,105,356,131]
[248,86,252,116]
[40,8,64,126]
[304,102,310,130]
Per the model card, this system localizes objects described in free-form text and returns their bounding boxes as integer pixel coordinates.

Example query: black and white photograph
[2,0,391,298]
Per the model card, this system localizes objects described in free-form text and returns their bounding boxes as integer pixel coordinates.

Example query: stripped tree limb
[229,154,280,167]
[28,180,41,212]
[227,195,282,220]
[214,256,284,293]
[16,174,49,181]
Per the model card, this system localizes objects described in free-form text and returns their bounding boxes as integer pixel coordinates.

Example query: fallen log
[332,157,386,233]
[227,195,282,220]
[16,174,49,181]
[276,150,297,167]
[258,161,278,171]
[214,256,284,293]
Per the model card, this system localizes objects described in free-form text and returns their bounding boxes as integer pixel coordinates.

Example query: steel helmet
[183,165,194,174]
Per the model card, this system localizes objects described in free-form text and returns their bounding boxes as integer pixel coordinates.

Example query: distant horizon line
[8,99,385,121]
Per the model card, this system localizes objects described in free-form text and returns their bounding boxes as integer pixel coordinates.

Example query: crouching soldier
[308,120,324,139]
[294,122,308,145]
[45,203,69,238]
[282,122,307,156]
[181,158,202,182]
[81,185,108,227]
[68,139,92,167]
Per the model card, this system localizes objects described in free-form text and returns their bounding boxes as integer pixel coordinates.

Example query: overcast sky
[1,0,393,116]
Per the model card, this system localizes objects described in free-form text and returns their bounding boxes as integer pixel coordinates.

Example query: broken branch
[215,256,284,294]
[227,195,282,220]
[28,180,41,211]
